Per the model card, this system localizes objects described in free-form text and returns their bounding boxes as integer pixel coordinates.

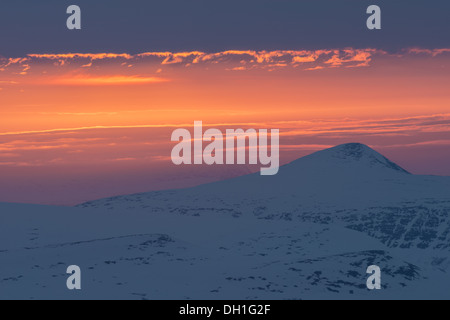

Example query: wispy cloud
[0,49,387,74]
[1,113,450,175]
[51,75,169,86]
[1,48,448,86]
[379,140,450,148]
[0,80,18,84]
[1,113,450,139]
[407,48,450,57]
[27,53,134,60]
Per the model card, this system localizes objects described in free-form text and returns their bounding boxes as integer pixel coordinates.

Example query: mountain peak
[332,143,381,160]
[291,143,411,175]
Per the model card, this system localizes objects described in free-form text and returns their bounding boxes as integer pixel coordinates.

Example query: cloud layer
[1,48,435,74]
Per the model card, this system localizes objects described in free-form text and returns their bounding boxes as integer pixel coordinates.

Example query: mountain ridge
[78,143,435,211]
[1,144,450,299]
[293,143,411,174]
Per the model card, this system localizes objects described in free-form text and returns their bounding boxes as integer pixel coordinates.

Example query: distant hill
[1,144,450,299]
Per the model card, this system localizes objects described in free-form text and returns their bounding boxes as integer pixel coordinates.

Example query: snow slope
[80,143,450,210]
[1,143,450,299]
[1,202,448,300]
[80,143,450,252]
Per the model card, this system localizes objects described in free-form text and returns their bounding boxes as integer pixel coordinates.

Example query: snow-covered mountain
[80,143,450,210]
[80,143,450,251]
[1,143,450,299]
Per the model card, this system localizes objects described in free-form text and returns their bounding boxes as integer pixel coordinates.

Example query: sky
[0,1,449,205]
[1,0,450,55]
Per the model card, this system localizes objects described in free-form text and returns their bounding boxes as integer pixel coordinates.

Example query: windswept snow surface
[2,144,450,299]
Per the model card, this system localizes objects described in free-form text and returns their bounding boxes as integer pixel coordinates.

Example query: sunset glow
[1,48,450,204]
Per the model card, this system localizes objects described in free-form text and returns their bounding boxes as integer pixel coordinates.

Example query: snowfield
[1,143,450,299]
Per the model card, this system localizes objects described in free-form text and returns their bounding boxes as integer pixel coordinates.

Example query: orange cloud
[1,49,387,73]
[0,80,18,84]
[51,75,169,86]
[407,48,450,57]
[28,53,134,60]
[1,48,447,80]
[2,113,450,139]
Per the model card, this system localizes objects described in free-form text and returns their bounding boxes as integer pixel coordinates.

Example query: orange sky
[1,49,449,134]
[1,48,450,205]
